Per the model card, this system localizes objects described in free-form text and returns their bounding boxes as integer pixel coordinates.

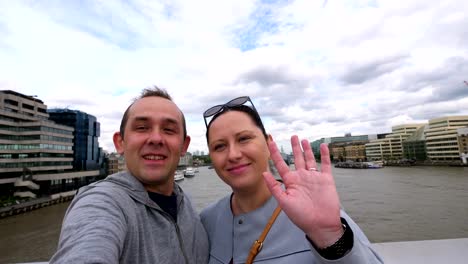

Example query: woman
[200,96,383,264]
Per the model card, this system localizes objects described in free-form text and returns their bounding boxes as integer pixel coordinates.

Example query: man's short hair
[119,85,187,139]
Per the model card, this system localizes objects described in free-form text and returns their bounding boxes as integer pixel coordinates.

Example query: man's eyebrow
[162,117,180,126]
[133,116,149,122]
[132,116,180,126]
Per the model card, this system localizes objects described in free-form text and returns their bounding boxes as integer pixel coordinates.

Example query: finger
[291,135,306,170]
[320,143,332,175]
[263,171,285,202]
[267,139,290,177]
[301,139,317,170]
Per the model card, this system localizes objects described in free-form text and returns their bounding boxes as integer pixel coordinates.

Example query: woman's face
[207,111,270,191]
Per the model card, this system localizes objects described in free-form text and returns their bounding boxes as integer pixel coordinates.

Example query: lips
[227,163,250,174]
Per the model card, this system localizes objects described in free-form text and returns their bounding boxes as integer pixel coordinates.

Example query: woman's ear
[267,134,273,157]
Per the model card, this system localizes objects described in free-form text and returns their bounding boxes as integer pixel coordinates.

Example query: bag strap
[245,205,282,264]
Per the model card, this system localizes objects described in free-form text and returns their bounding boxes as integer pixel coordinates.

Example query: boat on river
[335,161,383,169]
[174,170,184,181]
[184,167,196,178]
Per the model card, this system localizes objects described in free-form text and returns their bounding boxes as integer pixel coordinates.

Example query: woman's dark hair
[205,104,267,143]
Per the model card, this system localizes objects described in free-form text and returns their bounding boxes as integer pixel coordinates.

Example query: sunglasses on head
[203,96,257,128]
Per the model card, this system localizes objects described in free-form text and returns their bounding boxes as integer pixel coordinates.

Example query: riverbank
[0,191,75,219]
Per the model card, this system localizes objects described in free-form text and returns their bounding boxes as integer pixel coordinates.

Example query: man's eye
[136,126,148,131]
[164,128,176,134]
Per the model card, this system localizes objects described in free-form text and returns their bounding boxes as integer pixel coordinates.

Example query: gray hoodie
[50,171,209,264]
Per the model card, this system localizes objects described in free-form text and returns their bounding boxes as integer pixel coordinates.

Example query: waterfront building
[344,143,367,161]
[0,90,75,198]
[310,138,326,159]
[47,109,104,172]
[425,116,468,163]
[179,152,193,166]
[314,133,387,161]
[330,143,346,162]
[107,152,126,175]
[366,124,426,161]
[0,90,106,202]
[402,125,428,161]
[459,127,468,165]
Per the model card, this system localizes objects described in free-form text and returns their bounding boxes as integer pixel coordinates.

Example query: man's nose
[147,129,163,145]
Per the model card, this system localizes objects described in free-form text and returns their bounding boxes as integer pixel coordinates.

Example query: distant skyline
[1,0,467,154]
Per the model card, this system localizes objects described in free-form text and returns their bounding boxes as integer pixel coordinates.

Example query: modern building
[0,90,75,198]
[48,109,103,171]
[366,124,426,161]
[344,144,367,161]
[179,152,193,167]
[459,127,468,165]
[107,152,126,175]
[0,90,104,200]
[425,116,468,163]
[313,133,388,161]
[402,125,428,161]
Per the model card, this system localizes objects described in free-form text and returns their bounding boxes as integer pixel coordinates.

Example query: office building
[402,125,428,161]
[425,116,468,162]
[366,124,426,161]
[0,90,103,200]
[0,90,74,198]
[48,109,103,171]
[107,152,126,175]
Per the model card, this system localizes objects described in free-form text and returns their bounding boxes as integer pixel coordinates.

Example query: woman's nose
[228,144,242,160]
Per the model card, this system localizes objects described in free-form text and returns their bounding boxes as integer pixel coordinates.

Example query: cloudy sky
[1,0,467,154]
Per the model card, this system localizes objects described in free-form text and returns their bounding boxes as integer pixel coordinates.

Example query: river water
[1,165,467,263]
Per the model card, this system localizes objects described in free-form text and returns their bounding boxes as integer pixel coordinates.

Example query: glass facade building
[48,109,103,171]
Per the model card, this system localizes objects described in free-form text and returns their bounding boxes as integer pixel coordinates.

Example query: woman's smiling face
[207,110,270,191]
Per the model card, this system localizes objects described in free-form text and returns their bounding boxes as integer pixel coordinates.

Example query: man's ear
[180,135,191,156]
[113,132,124,154]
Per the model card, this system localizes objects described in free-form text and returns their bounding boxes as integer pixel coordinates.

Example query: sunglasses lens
[204,105,223,117]
[226,96,249,107]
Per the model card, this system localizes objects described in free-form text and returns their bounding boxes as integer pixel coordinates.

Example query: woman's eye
[213,144,226,152]
[239,136,251,142]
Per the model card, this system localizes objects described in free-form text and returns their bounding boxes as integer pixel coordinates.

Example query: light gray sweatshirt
[50,171,209,264]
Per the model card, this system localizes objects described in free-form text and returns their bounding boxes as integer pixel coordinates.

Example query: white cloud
[0,0,467,154]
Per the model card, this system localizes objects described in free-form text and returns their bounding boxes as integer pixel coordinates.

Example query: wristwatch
[308,217,354,260]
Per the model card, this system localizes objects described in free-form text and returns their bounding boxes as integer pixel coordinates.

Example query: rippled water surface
[1,165,467,263]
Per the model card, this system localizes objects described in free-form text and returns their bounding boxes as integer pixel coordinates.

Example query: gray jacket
[201,195,383,264]
[50,171,209,264]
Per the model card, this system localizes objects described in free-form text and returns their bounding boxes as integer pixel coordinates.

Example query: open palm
[263,135,344,247]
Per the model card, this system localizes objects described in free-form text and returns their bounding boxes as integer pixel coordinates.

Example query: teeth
[144,155,164,160]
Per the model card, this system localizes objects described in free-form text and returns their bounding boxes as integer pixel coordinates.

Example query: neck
[231,182,272,215]
[144,181,174,196]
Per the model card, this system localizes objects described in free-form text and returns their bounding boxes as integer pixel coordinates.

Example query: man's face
[113,97,190,194]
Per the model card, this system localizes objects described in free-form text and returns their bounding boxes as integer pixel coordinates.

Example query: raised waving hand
[263,135,344,248]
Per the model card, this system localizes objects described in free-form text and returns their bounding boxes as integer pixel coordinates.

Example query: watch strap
[308,217,354,260]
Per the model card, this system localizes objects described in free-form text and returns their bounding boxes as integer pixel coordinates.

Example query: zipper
[175,194,190,264]
[175,222,190,264]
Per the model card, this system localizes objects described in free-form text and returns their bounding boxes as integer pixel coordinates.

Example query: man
[50,87,209,263]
